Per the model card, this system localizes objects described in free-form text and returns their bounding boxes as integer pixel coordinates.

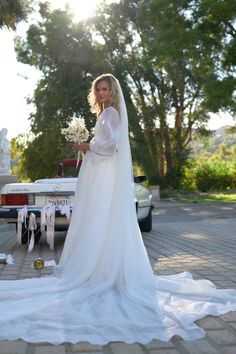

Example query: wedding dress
[0,81,236,345]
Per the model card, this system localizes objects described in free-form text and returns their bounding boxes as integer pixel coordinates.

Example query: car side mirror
[134,175,147,183]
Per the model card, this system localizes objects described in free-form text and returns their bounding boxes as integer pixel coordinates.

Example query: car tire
[139,208,152,232]
[18,224,42,245]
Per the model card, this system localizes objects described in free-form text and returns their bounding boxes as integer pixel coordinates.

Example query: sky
[0,0,235,140]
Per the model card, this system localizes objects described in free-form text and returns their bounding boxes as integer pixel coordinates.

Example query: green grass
[163,193,236,204]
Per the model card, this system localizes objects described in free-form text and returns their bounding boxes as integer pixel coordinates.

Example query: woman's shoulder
[100,106,120,126]
[103,106,119,117]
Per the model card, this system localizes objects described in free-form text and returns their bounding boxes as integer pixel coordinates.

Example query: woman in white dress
[0,73,236,345]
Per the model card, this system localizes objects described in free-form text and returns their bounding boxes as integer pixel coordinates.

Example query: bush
[181,160,198,191]
[182,160,236,192]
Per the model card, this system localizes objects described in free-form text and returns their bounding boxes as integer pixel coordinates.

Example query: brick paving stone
[34,346,66,354]
[222,346,236,354]
[0,271,18,276]
[206,329,236,345]
[217,271,236,277]
[196,316,224,330]
[70,352,104,354]
[180,339,220,354]
[226,265,236,270]
[0,340,28,354]
[155,270,174,275]
[148,350,180,354]
[40,270,54,276]
[204,275,230,281]
[69,342,103,352]
[0,266,18,271]
[0,274,17,280]
[214,281,236,289]
[166,267,188,273]
[144,339,175,350]
[19,273,38,279]
[21,265,38,270]
[109,342,145,354]
[197,270,218,276]
[219,312,236,322]
[228,323,236,330]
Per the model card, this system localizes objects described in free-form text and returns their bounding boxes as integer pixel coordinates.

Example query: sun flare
[48,0,119,21]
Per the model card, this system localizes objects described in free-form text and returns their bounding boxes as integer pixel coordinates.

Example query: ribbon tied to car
[41,204,56,251]
[27,213,37,252]
[17,205,28,245]
[58,204,71,223]
[16,204,71,252]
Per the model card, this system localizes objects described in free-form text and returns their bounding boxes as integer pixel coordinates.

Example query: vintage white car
[0,159,153,244]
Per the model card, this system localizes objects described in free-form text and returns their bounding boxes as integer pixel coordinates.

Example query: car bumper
[0,204,154,229]
[0,208,72,230]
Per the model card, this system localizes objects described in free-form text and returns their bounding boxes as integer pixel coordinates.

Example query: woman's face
[96,80,112,106]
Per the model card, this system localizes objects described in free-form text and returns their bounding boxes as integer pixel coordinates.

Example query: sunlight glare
[48,0,119,21]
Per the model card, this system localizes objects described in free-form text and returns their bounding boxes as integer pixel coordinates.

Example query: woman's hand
[73,142,90,152]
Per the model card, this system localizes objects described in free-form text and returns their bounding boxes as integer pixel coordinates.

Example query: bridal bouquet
[61,116,89,166]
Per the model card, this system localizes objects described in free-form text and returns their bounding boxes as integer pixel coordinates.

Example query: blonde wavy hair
[88,73,120,116]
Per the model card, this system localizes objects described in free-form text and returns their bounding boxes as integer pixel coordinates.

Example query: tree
[10,132,31,181]
[15,1,235,185]
[15,3,100,180]
[193,0,236,113]
[0,0,31,29]
[91,0,236,187]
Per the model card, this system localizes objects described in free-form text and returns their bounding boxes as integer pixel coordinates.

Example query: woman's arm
[73,142,90,152]
[90,107,120,156]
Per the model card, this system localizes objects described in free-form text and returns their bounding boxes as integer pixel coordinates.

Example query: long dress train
[0,106,236,345]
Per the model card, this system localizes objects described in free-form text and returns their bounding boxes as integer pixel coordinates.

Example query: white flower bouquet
[61,116,89,166]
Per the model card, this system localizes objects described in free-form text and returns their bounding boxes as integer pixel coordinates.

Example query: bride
[0,73,236,345]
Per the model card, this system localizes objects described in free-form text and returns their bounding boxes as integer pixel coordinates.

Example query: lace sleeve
[90,107,120,156]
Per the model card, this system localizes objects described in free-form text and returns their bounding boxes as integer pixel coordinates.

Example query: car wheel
[139,208,152,232]
[17,224,42,245]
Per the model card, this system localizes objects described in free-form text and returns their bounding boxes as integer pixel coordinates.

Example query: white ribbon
[45,205,55,251]
[59,204,71,223]
[6,254,15,264]
[17,203,70,252]
[40,204,56,251]
[40,204,50,234]
[27,213,37,252]
[76,151,84,168]
[17,206,28,244]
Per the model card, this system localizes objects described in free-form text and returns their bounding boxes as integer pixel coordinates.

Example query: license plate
[46,196,69,207]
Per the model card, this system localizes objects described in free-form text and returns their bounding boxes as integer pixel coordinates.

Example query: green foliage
[180,160,198,191]
[195,162,236,192]
[14,5,99,180]
[182,129,236,192]
[0,0,31,29]
[133,164,145,178]
[182,160,236,192]
[204,77,236,113]
[22,130,67,181]
[13,0,236,185]
[92,0,236,188]
[10,132,31,182]
[162,193,236,204]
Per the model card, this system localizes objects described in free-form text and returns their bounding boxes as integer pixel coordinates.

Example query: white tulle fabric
[89,107,120,156]
[0,80,236,345]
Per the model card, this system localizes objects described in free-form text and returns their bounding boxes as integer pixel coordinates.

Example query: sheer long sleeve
[90,107,120,156]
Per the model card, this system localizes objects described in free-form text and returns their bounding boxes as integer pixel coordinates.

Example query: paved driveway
[0,202,236,354]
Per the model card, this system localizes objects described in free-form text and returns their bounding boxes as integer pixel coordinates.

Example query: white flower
[61,116,89,144]
[61,116,89,165]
